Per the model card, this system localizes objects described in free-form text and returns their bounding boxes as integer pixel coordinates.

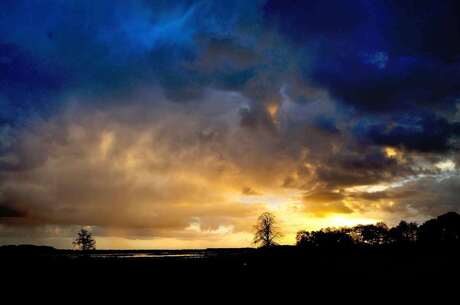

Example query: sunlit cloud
[1,0,460,249]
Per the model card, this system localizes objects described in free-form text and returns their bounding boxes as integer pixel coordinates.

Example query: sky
[1,0,460,249]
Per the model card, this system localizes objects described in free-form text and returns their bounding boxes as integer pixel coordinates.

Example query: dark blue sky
[2,1,460,146]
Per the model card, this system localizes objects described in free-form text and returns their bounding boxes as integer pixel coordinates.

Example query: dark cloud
[241,187,260,196]
[1,0,460,247]
[313,116,340,134]
[0,1,267,114]
[0,204,24,218]
[264,0,460,113]
[354,113,460,153]
[303,190,353,216]
[310,146,409,188]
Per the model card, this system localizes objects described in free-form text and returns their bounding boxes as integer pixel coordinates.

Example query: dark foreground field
[2,245,459,299]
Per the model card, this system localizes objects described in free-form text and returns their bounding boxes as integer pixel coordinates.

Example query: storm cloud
[1,0,459,248]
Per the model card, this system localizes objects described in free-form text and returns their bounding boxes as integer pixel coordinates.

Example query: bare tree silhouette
[254,212,281,248]
[73,228,96,251]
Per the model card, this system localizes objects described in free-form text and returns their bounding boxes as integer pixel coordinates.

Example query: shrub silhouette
[73,228,96,251]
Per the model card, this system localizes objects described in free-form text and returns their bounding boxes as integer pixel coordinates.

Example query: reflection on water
[89,253,205,259]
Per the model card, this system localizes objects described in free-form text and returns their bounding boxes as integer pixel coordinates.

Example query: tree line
[72,210,460,250]
[254,211,460,249]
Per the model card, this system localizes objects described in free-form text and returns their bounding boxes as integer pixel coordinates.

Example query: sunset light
[1,0,459,252]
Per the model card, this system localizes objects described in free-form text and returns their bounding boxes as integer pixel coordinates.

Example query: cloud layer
[1,1,460,248]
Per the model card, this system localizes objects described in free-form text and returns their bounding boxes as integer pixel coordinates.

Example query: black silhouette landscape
[2,1,460,298]
[3,211,460,294]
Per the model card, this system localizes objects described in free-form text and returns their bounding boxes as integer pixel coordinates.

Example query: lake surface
[89,252,205,259]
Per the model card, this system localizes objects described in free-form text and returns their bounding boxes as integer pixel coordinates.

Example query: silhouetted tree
[254,212,281,248]
[389,221,418,244]
[73,228,96,251]
[295,212,460,250]
[352,222,389,245]
[297,228,354,249]
[296,230,312,247]
[418,212,460,247]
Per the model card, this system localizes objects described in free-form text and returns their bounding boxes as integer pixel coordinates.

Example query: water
[90,252,205,259]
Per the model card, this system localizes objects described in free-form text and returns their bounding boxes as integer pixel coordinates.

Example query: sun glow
[384,146,399,158]
[274,208,379,244]
[319,215,377,228]
[267,102,280,123]
[239,189,381,245]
